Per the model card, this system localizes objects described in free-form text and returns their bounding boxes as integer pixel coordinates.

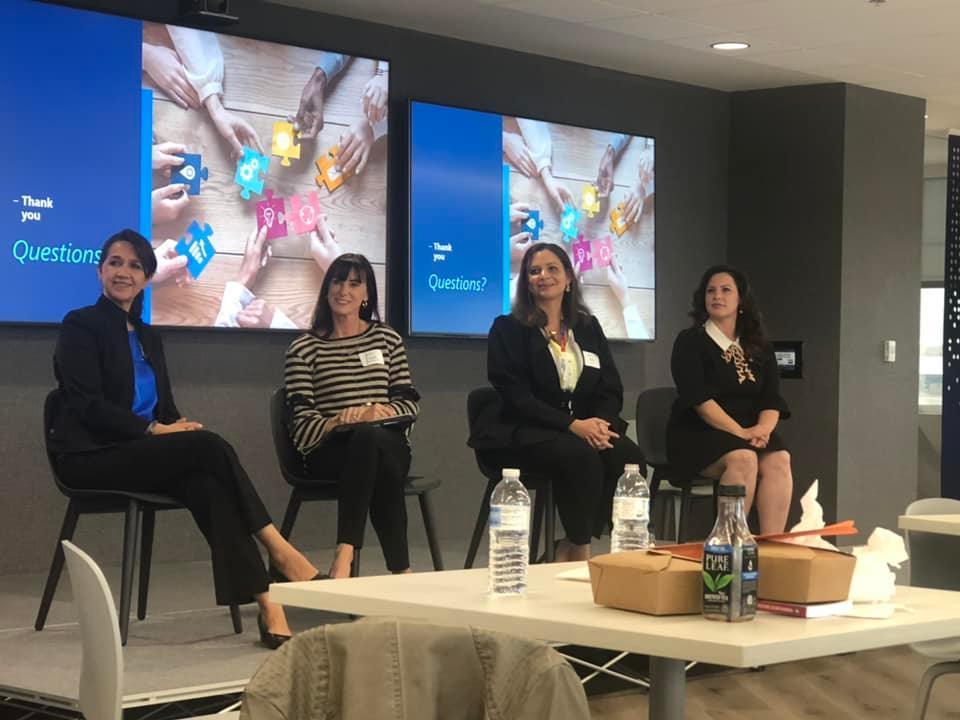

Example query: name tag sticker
[583,351,600,369]
[359,349,385,367]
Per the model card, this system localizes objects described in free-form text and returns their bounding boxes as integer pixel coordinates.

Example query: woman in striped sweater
[284,254,419,579]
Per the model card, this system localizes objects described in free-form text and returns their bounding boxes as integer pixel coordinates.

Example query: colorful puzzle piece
[581,184,600,218]
[523,210,544,241]
[610,203,631,237]
[571,236,593,272]
[235,146,269,200]
[271,121,301,167]
[255,190,288,241]
[559,204,581,242]
[289,191,321,235]
[175,220,215,278]
[591,235,614,268]
[171,153,208,195]
[315,145,347,192]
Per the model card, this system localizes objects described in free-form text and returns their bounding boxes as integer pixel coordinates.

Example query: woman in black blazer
[50,229,320,649]
[470,242,645,562]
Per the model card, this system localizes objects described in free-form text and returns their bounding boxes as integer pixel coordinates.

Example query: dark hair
[512,242,591,328]
[99,229,157,320]
[690,264,769,360]
[310,253,380,338]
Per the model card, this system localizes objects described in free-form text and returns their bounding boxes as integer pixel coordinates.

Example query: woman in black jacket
[470,242,645,562]
[50,229,319,649]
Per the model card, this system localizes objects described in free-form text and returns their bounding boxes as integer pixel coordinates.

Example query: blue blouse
[128,330,158,421]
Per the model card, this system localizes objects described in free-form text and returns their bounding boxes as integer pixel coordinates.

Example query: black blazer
[469,313,627,450]
[49,295,180,454]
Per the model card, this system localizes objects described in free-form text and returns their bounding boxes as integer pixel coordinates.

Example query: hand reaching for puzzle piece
[152,184,190,224]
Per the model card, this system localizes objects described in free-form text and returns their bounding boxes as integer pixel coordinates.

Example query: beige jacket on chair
[240,617,590,720]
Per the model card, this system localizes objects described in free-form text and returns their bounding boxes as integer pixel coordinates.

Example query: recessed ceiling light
[711,41,750,51]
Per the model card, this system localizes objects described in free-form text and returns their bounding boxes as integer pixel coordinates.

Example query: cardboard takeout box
[588,550,702,615]
[757,540,855,603]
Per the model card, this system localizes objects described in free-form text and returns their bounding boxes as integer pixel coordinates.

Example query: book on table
[757,598,853,618]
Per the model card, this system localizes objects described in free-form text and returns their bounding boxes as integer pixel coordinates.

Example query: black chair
[269,388,444,575]
[634,387,718,543]
[36,390,242,646]
[463,387,556,569]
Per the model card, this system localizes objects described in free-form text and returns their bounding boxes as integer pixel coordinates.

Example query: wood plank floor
[143,23,387,327]
[588,645,960,719]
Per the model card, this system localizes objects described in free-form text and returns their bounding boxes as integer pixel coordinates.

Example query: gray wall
[729,84,924,531]
[0,1,730,574]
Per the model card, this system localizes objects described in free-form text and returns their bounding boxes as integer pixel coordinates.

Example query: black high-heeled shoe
[268,564,329,583]
[257,612,292,650]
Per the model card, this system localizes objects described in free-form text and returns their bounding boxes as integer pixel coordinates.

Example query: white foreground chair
[62,540,239,720]
[903,498,960,720]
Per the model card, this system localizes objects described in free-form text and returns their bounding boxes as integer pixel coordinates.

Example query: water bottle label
[489,505,529,532]
[613,497,649,522]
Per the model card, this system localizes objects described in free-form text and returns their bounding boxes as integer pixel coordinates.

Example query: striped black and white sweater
[284,323,420,454]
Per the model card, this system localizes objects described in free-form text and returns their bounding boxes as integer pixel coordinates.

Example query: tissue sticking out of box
[785,480,838,550]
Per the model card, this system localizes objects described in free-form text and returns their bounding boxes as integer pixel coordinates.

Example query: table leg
[649,656,685,720]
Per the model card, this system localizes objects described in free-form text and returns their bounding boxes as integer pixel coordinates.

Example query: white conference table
[271,563,960,720]
[898,513,960,536]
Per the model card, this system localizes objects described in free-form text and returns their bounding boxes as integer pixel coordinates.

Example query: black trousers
[56,430,271,605]
[304,425,411,572]
[480,433,645,545]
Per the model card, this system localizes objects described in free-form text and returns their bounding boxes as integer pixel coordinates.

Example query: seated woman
[667,265,793,534]
[51,229,319,650]
[469,242,646,562]
[284,253,419,579]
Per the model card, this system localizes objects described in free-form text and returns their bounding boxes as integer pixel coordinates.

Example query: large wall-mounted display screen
[1,0,389,328]
[409,100,654,340]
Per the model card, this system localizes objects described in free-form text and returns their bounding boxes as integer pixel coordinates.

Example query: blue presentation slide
[409,102,508,336]
[0,0,144,324]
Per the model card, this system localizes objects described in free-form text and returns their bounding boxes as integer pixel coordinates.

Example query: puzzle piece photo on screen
[255,190,288,241]
[289,191,321,235]
[591,236,614,268]
[523,210,544,241]
[315,145,347,192]
[235,146,270,200]
[610,203,631,237]
[571,237,593,272]
[271,121,301,167]
[172,153,208,196]
[175,220,216,278]
[560,204,581,242]
[581,184,600,218]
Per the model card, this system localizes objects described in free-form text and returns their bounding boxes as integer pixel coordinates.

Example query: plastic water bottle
[702,484,758,622]
[610,463,651,553]
[488,468,531,595]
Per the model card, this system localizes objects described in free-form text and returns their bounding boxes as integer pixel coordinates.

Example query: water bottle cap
[502,468,520,478]
[718,484,746,497]
[624,464,641,473]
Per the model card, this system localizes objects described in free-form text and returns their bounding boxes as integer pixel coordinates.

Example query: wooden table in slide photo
[898,514,960,536]
[270,563,960,720]
[143,24,388,327]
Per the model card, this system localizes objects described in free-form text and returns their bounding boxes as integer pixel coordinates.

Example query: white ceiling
[268,0,958,158]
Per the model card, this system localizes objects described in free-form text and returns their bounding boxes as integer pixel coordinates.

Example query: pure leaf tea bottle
[702,484,758,622]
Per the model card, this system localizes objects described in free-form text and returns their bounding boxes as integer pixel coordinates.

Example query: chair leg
[677,486,693,543]
[544,482,556,562]
[913,661,960,720]
[350,551,360,578]
[279,491,302,540]
[35,501,81,631]
[464,480,495,569]
[118,499,141,646]
[229,604,243,634]
[417,491,444,571]
[530,489,546,564]
[137,507,156,621]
